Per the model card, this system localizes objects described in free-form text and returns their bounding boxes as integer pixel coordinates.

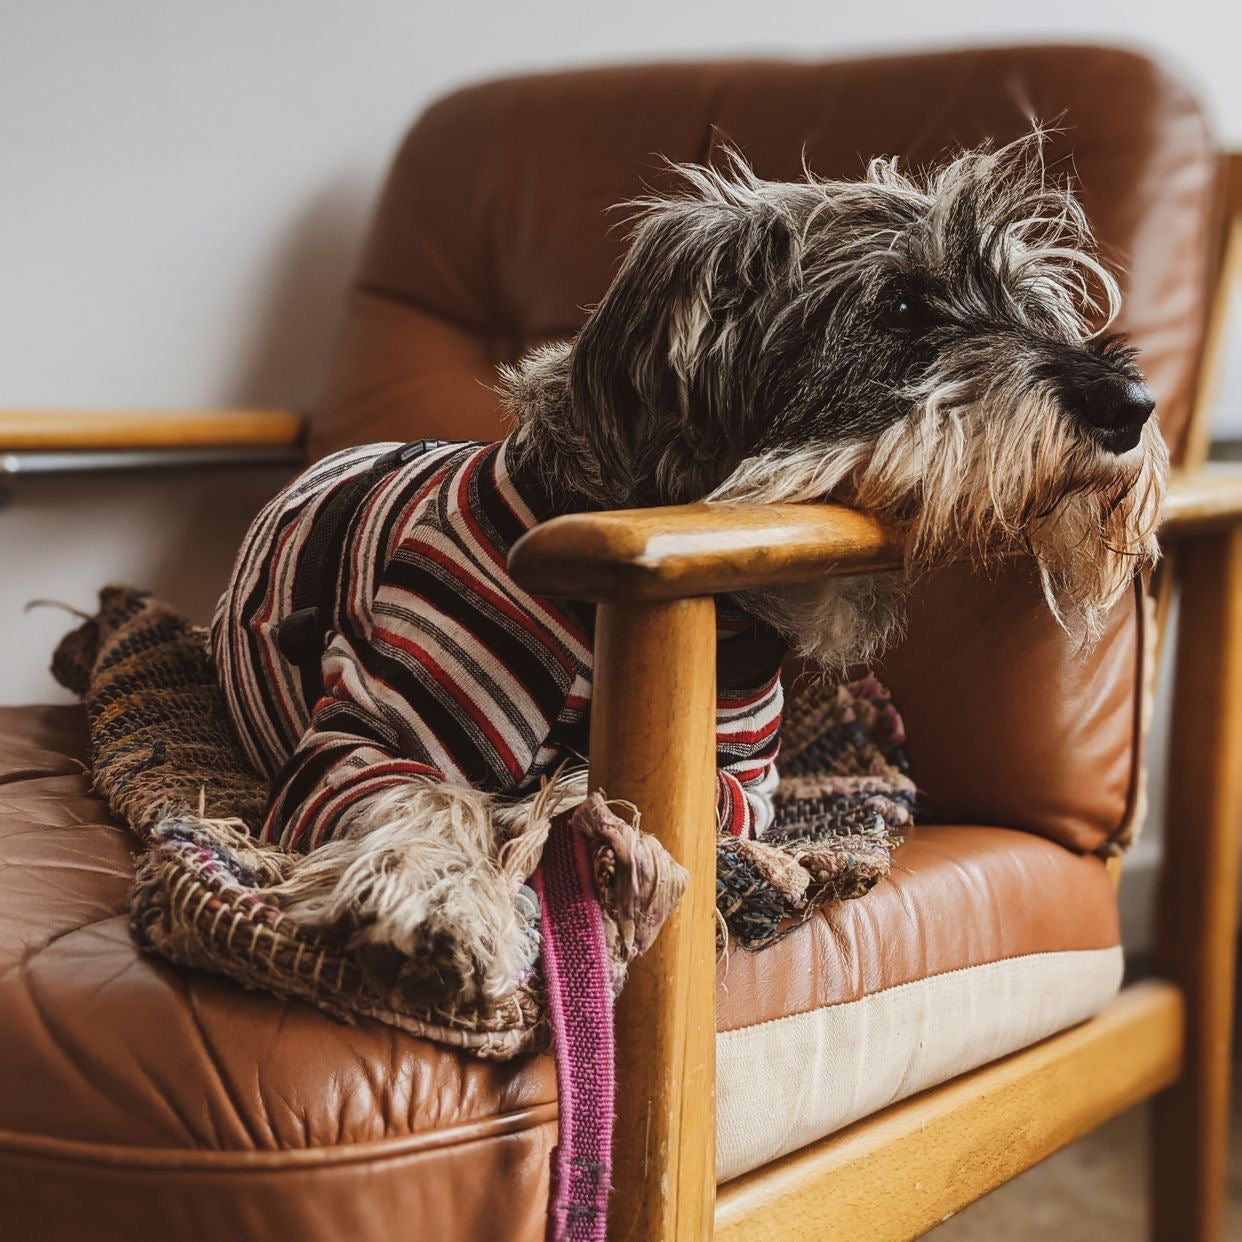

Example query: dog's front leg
[268,772,550,1006]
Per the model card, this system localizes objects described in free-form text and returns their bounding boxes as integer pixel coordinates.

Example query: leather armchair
[1,44,1239,1242]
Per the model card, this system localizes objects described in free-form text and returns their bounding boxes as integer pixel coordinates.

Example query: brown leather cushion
[877,567,1146,853]
[309,47,1217,857]
[717,821,1118,1033]
[0,705,1119,1240]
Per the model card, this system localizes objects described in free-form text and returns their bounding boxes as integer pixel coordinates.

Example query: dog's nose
[1073,377,1155,452]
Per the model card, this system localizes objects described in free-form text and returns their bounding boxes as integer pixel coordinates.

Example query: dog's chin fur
[708,388,1167,660]
[734,575,909,674]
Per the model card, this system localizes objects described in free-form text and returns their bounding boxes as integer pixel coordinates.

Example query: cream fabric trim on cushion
[716,945,1124,1182]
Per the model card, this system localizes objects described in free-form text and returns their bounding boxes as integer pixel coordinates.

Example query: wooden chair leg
[1151,528,1242,1242]
[589,597,719,1242]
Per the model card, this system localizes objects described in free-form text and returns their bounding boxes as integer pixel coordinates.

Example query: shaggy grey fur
[503,132,1167,669]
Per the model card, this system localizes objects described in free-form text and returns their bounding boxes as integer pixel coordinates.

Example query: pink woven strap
[532,817,615,1242]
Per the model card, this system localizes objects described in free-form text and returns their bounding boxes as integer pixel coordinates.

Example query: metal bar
[0,447,302,477]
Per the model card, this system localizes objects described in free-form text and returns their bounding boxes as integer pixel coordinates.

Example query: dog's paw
[269,782,539,1008]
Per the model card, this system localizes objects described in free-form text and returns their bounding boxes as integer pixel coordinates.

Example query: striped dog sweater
[213,439,784,848]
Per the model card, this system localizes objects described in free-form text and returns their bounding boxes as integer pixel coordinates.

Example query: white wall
[3,1,1242,706]
[4,2,1242,412]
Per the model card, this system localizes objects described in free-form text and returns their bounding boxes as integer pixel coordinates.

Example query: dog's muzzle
[1068,375,1155,454]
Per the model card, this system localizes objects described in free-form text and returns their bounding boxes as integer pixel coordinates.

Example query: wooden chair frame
[504,474,1242,1242]
[2,155,1240,1242]
[504,151,1242,1242]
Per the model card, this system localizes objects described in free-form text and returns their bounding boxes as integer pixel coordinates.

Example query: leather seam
[717,944,1124,1036]
[0,1102,559,1173]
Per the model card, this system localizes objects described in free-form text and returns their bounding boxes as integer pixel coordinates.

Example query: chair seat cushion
[0,706,1121,1240]
[715,824,1122,1179]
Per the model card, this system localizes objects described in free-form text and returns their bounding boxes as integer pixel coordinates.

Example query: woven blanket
[51,586,914,1059]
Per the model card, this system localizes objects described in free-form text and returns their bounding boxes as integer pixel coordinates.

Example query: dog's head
[551,133,1166,648]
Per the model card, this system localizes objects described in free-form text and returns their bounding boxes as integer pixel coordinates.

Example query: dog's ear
[568,189,788,505]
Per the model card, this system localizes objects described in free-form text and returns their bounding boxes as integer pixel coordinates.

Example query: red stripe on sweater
[401,539,579,681]
[716,675,782,711]
[718,771,750,838]
[454,452,591,651]
[383,459,456,562]
[716,714,783,746]
[372,624,525,782]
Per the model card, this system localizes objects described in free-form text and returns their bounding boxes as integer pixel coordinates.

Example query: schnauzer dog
[213,133,1167,1001]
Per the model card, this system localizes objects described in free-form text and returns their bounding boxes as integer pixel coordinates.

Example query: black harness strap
[715,624,790,693]
[277,439,450,707]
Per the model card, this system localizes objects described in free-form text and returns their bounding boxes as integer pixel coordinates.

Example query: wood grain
[715,981,1185,1242]
[1162,466,1242,534]
[1182,151,1242,471]
[1150,527,1242,1242]
[508,501,901,602]
[591,599,718,1242]
[0,408,305,452]
[1145,159,1242,1241]
[508,470,1242,605]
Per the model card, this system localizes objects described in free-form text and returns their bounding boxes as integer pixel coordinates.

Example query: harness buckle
[276,607,325,667]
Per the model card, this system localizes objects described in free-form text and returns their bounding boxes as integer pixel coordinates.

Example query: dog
[212,132,1167,1003]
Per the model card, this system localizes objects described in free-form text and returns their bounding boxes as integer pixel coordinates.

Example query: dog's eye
[883,292,923,330]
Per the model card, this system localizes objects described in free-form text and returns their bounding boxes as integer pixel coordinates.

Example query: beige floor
[927,1077,1242,1240]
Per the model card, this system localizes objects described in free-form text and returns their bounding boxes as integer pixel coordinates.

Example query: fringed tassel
[569,792,689,984]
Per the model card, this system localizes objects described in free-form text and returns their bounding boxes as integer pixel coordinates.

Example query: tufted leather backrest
[311,46,1221,852]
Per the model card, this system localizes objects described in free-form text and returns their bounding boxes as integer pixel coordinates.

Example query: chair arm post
[1150,527,1242,1242]
[590,597,718,1242]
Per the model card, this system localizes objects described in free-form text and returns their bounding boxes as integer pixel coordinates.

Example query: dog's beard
[711,384,1168,665]
[1015,415,1166,639]
[734,573,910,675]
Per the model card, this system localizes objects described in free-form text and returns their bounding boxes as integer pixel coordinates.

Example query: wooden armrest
[510,466,1242,603]
[508,501,902,602]
[1162,466,1242,534]
[0,408,306,453]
